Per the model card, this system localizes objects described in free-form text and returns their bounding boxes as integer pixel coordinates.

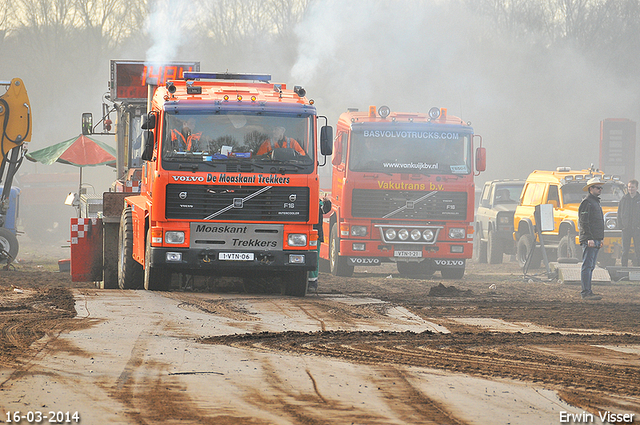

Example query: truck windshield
[161,112,315,170]
[348,129,472,175]
[561,181,626,204]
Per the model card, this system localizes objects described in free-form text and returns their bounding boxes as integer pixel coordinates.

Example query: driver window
[547,185,560,208]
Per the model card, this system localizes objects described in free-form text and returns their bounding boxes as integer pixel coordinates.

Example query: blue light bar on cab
[183,72,271,82]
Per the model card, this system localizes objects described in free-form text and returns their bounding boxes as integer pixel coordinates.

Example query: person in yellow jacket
[257,126,305,156]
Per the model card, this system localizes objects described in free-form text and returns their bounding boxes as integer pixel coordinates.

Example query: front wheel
[144,229,171,291]
[558,235,581,260]
[282,270,307,297]
[474,225,487,263]
[0,228,18,262]
[487,230,503,264]
[118,207,143,289]
[329,224,354,277]
[516,234,541,269]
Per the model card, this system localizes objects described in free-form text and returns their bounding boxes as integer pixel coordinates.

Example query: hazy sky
[9,0,640,194]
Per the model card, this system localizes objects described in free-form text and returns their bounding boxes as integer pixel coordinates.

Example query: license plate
[219,252,255,261]
[394,251,422,258]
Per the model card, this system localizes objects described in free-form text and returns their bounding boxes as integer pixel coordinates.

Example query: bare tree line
[1,0,637,74]
[467,0,640,77]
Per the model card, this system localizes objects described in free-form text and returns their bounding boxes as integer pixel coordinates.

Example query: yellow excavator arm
[0,78,31,157]
[0,78,31,264]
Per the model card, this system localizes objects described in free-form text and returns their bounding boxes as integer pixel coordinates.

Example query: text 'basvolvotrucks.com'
[321,106,486,279]
[114,71,332,296]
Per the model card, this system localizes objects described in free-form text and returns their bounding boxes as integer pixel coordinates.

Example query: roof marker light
[251,95,257,102]
[237,95,243,101]
[369,106,376,117]
[428,107,440,119]
[223,95,229,101]
[378,105,390,119]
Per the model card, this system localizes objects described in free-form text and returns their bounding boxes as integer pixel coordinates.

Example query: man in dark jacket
[308,195,332,292]
[617,179,640,267]
[578,177,605,300]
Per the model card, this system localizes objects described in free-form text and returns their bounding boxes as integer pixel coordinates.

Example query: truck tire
[283,270,307,297]
[474,226,487,263]
[0,228,18,262]
[102,222,119,289]
[144,229,171,291]
[329,224,354,277]
[516,234,541,269]
[118,207,143,289]
[487,230,503,264]
[558,235,581,261]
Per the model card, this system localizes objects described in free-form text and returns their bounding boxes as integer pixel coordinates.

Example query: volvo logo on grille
[233,198,243,208]
[289,194,297,202]
[179,191,187,200]
[406,201,414,209]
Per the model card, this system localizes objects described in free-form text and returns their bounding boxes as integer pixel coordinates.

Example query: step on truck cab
[513,167,626,268]
[321,106,486,279]
[118,72,332,296]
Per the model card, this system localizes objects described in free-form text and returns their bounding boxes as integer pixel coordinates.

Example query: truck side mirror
[141,113,156,130]
[475,146,486,172]
[320,125,333,156]
[82,113,93,135]
[141,130,154,161]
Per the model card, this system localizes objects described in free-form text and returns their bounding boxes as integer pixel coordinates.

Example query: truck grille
[166,184,309,222]
[351,189,467,220]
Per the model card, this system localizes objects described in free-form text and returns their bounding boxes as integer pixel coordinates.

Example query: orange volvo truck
[117,72,332,295]
[321,106,485,278]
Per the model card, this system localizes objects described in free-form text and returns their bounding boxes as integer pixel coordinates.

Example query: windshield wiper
[178,163,199,171]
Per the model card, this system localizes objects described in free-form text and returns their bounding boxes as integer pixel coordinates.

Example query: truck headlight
[449,228,465,239]
[498,215,511,224]
[422,229,435,242]
[410,229,422,241]
[288,233,307,246]
[398,228,409,241]
[385,228,397,240]
[605,218,617,230]
[351,225,367,237]
[165,231,185,244]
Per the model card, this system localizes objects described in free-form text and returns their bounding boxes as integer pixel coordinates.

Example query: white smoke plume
[145,0,196,64]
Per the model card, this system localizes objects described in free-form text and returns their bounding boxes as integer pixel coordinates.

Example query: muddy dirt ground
[1,241,640,422]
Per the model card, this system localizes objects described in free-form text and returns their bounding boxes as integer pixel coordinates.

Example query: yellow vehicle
[513,167,625,268]
[0,78,32,263]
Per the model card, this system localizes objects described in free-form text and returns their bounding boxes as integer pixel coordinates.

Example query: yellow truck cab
[513,167,625,268]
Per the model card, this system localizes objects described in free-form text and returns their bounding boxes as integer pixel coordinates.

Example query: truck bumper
[148,247,317,274]
[339,239,471,266]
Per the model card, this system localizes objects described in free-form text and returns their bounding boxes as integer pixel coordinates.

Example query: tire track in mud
[201,330,640,401]
[0,287,81,385]
[372,366,467,425]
